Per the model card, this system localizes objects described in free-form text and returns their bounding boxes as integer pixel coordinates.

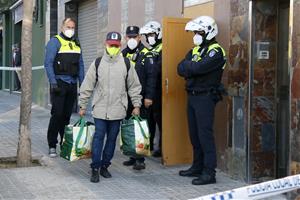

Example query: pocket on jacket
[92,89,104,108]
[121,93,128,111]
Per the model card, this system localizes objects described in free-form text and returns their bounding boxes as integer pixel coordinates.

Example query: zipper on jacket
[105,62,111,120]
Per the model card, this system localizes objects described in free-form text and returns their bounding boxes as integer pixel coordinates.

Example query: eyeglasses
[69,42,73,50]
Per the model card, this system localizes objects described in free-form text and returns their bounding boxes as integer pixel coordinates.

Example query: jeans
[90,118,121,169]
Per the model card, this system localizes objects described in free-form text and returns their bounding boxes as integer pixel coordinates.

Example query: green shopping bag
[60,117,95,161]
[120,116,151,157]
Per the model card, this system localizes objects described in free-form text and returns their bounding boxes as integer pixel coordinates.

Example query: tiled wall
[226,0,250,180]
[250,0,277,181]
[290,0,300,183]
[290,1,300,198]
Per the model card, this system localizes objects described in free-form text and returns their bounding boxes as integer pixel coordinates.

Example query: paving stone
[0,91,287,200]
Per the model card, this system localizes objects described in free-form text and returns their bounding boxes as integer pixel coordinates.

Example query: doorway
[249,0,290,182]
[276,0,290,179]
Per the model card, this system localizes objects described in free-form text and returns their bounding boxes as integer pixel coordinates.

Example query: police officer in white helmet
[140,21,163,157]
[177,16,226,185]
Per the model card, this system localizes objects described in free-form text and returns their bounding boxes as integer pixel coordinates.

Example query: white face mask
[127,38,138,50]
[193,34,203,46]
[148,36,156,46]
[64,29,75,38]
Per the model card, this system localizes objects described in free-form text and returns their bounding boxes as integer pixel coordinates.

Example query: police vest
[126,47,150,66]
[54,34,81,76]
[192,43,226,69]
[151,43,162,56]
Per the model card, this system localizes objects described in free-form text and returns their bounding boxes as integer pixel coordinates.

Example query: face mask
[127,38,138,50]
[148,36,156,46]
[193,34,203,46]
[64,29,75,38]
[106,46,120,56]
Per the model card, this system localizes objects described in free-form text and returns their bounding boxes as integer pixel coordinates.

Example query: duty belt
[187,90,210,96]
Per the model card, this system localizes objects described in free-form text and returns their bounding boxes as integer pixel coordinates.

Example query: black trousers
[47,80,77,148]
[14,71,21,90]
[187,94,217,176]
[151,94,162,151]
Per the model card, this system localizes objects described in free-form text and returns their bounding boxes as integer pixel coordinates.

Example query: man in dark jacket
[44,18,84,158]
[177,16,226,185]
[140,21,163,157]
[122,25,156,170]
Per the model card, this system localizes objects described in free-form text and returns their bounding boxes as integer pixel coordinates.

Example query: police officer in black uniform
[122,26,156,170]
[140,21,163,157]
[177,16,226,185]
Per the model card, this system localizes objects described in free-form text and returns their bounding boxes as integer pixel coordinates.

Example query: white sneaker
[49,148,57,158]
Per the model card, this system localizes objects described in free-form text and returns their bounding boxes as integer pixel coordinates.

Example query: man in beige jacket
[79,31,142,183]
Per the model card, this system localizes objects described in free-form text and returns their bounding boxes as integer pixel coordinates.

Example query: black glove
[50,84,61,94]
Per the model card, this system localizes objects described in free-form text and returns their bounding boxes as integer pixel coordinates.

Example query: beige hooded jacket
[79,51,142,120]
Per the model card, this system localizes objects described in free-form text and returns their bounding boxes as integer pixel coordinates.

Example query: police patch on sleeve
[209,50,216,57]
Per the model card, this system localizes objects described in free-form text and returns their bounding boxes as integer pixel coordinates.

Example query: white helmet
[185,16,218,40]
[140,21,162,39]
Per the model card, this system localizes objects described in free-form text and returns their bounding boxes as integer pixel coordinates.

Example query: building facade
[0,0,47,106]
[1,1,300,198]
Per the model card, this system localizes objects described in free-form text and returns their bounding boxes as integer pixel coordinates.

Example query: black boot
[90,168,99,183]
[152,150,162,157]
[100,166,112,178]
[179,167,202,177]
[192,170,216,185]
[123,158,136,166]
[133,160,146,170]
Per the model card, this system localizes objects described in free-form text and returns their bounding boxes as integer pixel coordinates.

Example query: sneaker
[123,158,136,166]
[90,168,99,183]
[133,160,146,170]
[100,167,112,178]
[49,148,57,158]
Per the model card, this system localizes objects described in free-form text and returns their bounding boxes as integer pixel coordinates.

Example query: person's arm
[78,54,85,85]
[177,50,192,78]
[179,48,225,78]
[144,55,157,100]
[44,38,60,84]
[127,62,142,109]
[79,60,97,110]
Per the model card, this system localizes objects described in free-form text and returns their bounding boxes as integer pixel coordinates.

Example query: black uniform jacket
[177,41,225,93]
[122,43,157,100]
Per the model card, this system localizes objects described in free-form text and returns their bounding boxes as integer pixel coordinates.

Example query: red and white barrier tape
[190,174,300,200]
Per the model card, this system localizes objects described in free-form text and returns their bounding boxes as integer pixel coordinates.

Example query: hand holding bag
[60,117,95,161]
[120,116,151,157]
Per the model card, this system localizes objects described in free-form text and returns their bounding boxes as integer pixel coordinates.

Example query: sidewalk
[0,91,284,200]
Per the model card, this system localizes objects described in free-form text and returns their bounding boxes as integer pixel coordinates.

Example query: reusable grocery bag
[120,116,151,157]
[60,117,95,161]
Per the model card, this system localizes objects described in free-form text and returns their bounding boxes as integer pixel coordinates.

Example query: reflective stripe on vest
[151,43,162,55]
[192,43,226,69]
[192,46,201,62]
[55,35,81,54]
